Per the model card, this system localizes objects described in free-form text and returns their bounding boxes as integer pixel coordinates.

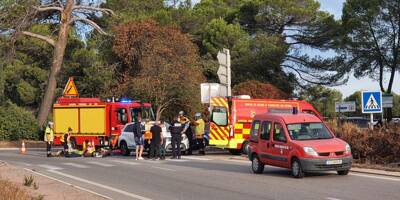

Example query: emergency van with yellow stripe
[208,96,322,155]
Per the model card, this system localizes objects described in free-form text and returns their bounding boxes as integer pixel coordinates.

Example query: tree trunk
[156,106,162,121]
[37,0,74,128]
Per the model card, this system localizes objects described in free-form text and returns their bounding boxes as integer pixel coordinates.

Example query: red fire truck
[52,97,154,147]
[52,78,154,147]
[208,96,322,155]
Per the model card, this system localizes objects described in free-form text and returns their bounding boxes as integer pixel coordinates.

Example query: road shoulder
[0,161,107,200]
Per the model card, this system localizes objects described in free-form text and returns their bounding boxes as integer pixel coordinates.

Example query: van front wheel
[251,155,264,174]
[291,158,304,178]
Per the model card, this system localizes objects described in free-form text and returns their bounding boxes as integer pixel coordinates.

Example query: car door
[270,121,290,168]
[258,121,272,164]
[124,124,135,148]
[249,120,260,155]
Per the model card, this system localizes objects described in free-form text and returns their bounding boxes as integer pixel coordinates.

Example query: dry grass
[0,178,30,200]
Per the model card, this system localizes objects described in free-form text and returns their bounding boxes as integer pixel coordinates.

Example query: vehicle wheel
[229,149,241,155]
[166,144,172,152]
[119,141,130,156]
[242,141,250,155]
[251,155,264,174]
[180,144,187,152]
[337,170,349,175]
[291,158,304,178]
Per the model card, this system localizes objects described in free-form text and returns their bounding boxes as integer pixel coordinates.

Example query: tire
[242,141,250,155]
[119,141,130,156]
[166,144,172,152]
[229,149,241,155]
[337,170,349,175]
[291,158,304,178]
[251,155,264,174]
[180,143,187,152]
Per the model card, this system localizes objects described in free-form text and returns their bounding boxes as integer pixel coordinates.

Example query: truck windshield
[287,122,333,141]
[131,107,155,122]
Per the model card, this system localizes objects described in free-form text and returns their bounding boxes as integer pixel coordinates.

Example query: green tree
[300,86,342,117]
[1,0,115,127]
[339,0,400,120]
[234,0,344,86]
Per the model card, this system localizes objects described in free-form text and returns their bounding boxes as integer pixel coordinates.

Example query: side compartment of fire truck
[53,103,108,147]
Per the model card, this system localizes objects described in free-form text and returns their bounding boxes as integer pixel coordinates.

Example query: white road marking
[184,156,212,161]
[224,159,250,164]
[167,159,188,162]
[49,170,152,200]
[109,159,141,166]
[23,168,112,200]
[38,164,63,170]
[351,173,400,182]
[151,166,177,172]
[62,162,89,169]
[86,161,115,167]
[326,197,342,200]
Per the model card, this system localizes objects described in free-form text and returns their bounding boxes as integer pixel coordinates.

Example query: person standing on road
[169,118,183,159]
[44,121,54,157]
[178,111,192,155]
[194,113,206,155]
[160,121,168,160]
[149,121,162,160]
[134,116,145,160]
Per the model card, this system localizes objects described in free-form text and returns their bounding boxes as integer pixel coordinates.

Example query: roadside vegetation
[329,121,400,165]
[0,178,31,200]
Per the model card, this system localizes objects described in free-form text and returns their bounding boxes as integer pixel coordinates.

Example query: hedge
[0,103,39,140]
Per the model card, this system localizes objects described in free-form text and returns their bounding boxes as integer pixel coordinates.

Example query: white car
[118,122,189,156]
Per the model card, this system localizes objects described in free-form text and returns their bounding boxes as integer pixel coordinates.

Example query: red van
[248,113,352,178]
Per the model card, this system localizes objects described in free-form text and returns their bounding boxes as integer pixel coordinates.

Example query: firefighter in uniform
[178,111,192,155]
[194,113,206,155]
[44,122,54,157]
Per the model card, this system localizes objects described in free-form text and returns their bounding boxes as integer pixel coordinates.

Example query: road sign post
[217,48,231,97]
[361,91,382,130]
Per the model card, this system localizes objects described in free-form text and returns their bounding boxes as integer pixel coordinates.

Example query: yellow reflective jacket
[44,127,54,142]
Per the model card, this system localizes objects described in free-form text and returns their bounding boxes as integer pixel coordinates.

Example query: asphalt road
[0,149,399,200]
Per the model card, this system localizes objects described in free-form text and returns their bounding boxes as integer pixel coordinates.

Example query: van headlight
[303,147,318,156]
[345,144,351,153]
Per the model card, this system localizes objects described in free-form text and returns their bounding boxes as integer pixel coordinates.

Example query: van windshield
[287,122,333,141]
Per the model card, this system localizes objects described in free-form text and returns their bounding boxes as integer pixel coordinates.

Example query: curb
[225,156,400,178]
[350,168,400,178]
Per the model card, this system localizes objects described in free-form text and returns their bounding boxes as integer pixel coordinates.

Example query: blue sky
[318,0,400,97]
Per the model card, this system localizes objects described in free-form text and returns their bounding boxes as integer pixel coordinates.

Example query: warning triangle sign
[63,77,79,97]
[365,94,380,110]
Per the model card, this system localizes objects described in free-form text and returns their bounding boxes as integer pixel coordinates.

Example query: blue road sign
[362,91,382,113]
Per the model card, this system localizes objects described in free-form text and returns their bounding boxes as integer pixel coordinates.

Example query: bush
[0,103,39,141]
[328,120,400,164]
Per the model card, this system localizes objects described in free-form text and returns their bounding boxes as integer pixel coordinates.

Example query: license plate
[326,160,342,165]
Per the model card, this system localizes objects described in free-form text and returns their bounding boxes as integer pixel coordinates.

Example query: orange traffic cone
[20,141,26,154]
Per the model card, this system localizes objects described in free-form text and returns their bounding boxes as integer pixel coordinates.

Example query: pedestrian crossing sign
[362,91,382,113]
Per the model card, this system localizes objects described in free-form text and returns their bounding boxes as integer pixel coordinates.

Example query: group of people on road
[131,111,207,160]
[44,110,207,159]
[44,122,74,157]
